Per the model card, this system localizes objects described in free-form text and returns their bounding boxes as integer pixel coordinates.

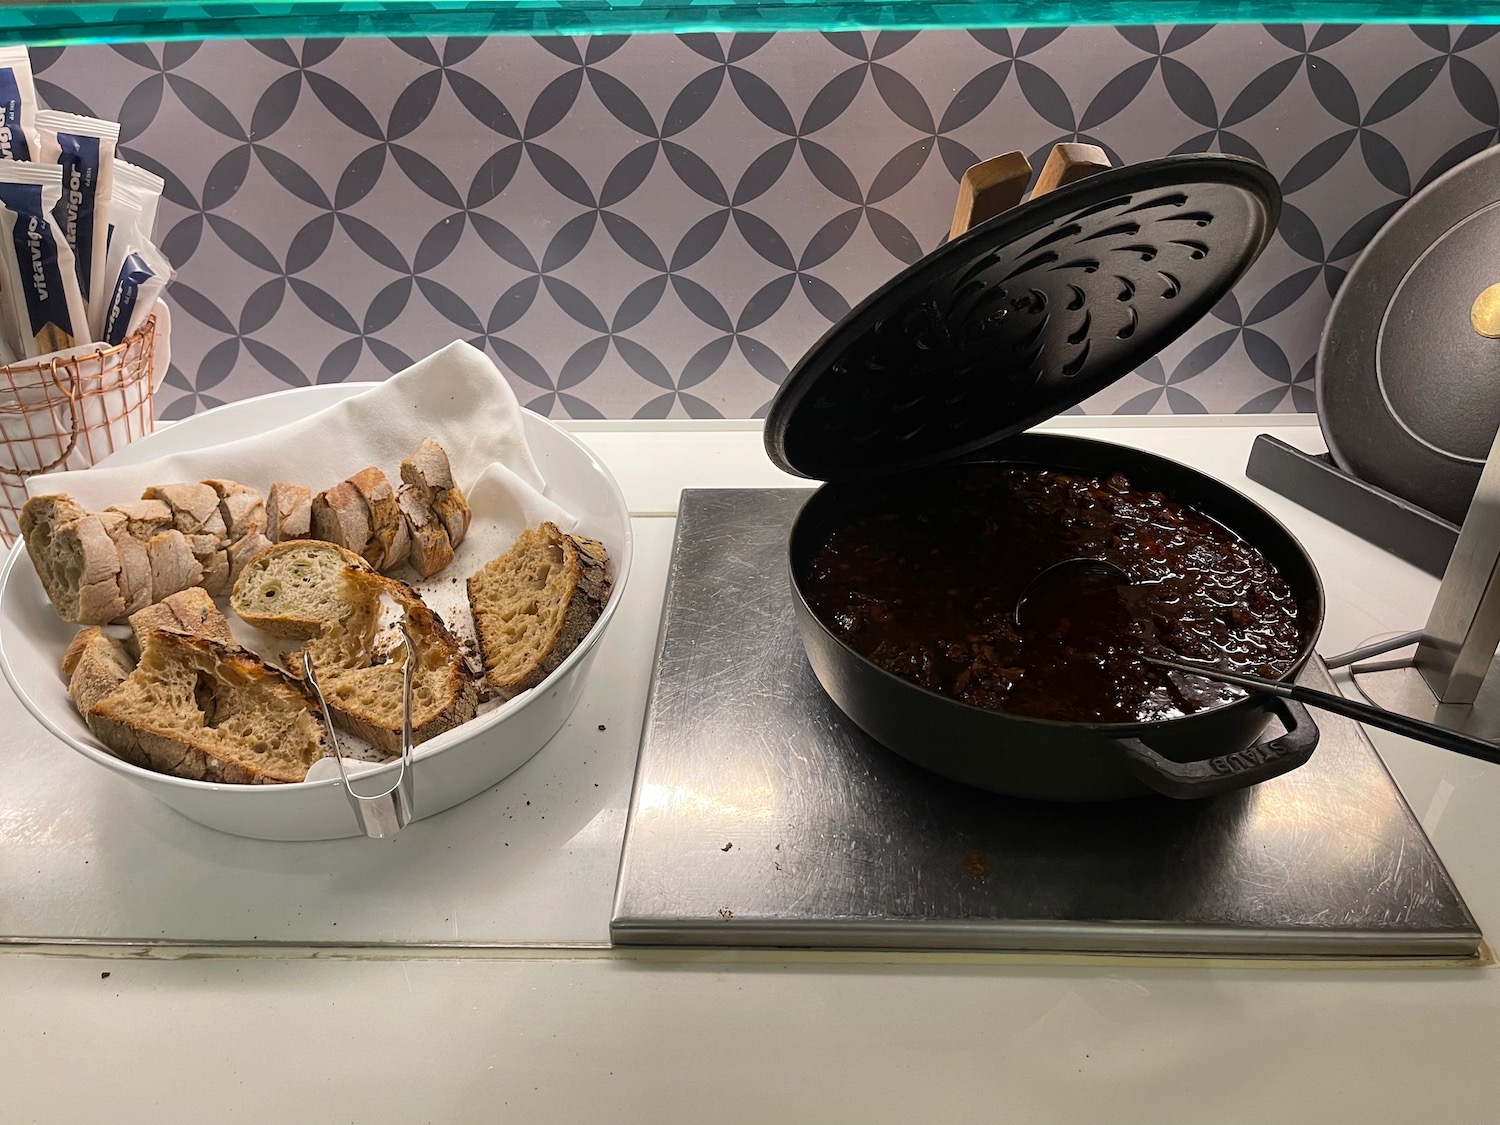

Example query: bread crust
[129,586,234,648]
[143,482,222,536]
[396,484,454,578]
[266,482,311,542]
[206,479,266,541]
[146,530,205,600]
[348,467,406,570]
[295,570,478,753]
[311,482,370,555]
[87,632,326,784]
[469,522,612,699]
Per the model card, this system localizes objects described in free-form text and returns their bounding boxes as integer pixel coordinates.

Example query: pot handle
[1116,698,1319,800]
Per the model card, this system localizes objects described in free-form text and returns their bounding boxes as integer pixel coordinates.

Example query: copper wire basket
[0,313,159,545]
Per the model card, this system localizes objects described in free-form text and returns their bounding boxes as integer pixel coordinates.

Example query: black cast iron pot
[788,432,1326,802]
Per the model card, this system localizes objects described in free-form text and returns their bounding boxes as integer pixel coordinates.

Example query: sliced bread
[397,484,454,578]
[311,481,371,557]
[206,479,266,541]
[129,586,235,648]
[348,467,407,570]
[230,540,374,637]
[64,627,136,734]
[24,509,126,625]
[233,540,477,753]
[143,482,225,538]
[105,498,172,540]
[296,568,478,752]
[467,522,611,699]
[400,438,471,549]
[86,629,327,784]
[146,530,205,600]
[266,482,312,542]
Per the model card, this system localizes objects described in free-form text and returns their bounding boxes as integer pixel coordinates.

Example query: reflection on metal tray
[611,489,1480,958]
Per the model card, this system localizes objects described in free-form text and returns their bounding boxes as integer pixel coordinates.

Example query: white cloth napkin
[29,338,577,546]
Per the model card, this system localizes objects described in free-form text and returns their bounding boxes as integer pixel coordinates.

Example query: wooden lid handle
[949,151,1032,240]
[1030,143,1111,199]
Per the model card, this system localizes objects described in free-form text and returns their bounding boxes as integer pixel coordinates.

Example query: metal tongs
[302,622,416,839]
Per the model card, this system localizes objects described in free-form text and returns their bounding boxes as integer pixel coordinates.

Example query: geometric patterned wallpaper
[28,26,1500,419]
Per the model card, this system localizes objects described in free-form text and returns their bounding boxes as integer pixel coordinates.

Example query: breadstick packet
[0,164,92,357]
[111,159,163,242]
[37,109,118,308]
[98,240,171,346]
[0,46,41,162]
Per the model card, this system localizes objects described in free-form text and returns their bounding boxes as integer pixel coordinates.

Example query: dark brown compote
[804,466,1306,724]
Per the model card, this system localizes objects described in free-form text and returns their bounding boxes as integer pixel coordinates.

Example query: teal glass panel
[3,0,1498,47]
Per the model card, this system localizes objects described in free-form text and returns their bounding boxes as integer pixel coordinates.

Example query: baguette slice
[266,482,311,542]
[400,439,471,548]
[468,522,611,699]
[65,628,137,735]
[206,479,266,541]
[230,541,374,637]
[396,484,453,578]
[146,530,204,600]
[112,533,153,616]
[348,467,406,570]
[128,586,234,649]
[87,630,327,784]
[311,482,371,556]
[143,482,223,537]
[25,511,126,625]
[106,499,172,540]
[234,541,477,753]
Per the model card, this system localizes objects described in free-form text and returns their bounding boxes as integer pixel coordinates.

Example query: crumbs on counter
[721,842,733,852]
[718,908,733,920]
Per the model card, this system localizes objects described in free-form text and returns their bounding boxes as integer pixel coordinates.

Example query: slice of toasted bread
[467,522,611,699]
[86,630,327,784]
[230,540,374,637]
[234,540,476,753]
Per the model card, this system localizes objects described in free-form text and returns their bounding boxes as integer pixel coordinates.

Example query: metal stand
[1351,414,1500,739]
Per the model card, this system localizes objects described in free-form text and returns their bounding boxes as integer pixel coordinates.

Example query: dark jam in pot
[804,466,1307,724]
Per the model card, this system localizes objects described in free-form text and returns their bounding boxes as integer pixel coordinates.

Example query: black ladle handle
[1148,656,1500,766]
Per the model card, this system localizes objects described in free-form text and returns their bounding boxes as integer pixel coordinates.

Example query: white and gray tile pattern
[28,26,1500,418]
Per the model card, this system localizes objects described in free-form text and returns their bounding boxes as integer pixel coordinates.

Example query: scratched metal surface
[611,489,1480,956]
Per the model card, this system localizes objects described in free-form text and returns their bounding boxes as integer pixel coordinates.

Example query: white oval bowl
[0,384,633,841]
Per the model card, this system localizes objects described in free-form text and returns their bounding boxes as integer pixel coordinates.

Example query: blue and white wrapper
[0,46,40,163]
[99,239,170,347]
[38,110,118,309]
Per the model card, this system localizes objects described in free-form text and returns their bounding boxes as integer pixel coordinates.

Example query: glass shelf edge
[4,1,1499,47]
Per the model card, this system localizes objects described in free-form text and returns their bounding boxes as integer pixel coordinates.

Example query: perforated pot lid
[765,155,1281,481]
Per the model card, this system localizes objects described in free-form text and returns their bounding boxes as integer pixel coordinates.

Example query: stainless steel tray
[611,489,1480,957]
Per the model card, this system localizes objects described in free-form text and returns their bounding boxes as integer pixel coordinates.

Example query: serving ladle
[1012,556,1500,765]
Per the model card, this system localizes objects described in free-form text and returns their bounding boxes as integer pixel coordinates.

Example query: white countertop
[6,415,1500,1124]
